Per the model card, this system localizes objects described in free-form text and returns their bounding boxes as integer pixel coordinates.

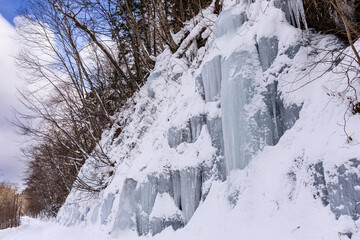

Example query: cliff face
[56,0,360,239]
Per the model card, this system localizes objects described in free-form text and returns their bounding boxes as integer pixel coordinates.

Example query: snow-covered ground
[0,217,114,240]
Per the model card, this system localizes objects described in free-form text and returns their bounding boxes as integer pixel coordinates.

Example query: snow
[2,0,360,239]
[0,217,115,240]
[150,193,182,219]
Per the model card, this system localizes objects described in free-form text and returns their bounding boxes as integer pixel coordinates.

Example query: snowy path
[0,217,113,240]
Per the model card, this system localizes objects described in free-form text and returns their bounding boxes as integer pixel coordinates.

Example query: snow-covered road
[0,217,114,240]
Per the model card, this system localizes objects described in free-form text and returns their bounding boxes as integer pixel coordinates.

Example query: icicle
[287,0,308,30]
[270,84,280,142]
[236,0,255,4]
[180,167,202,224]
[100,193,115,224]
[201,56,222,102]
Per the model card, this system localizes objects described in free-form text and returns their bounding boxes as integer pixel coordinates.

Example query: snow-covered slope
[3,0,360,239]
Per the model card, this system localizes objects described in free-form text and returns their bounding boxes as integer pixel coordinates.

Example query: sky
[0,0,23,25]
[0,2,25,185]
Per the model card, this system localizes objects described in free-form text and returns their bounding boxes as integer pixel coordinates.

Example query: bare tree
[16,0,215,216]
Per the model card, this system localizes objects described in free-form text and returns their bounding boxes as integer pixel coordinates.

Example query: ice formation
[201,56,222,102]
[213,8,247,38]
[274,0,308,30]
[53,0,360,238]
[57,0,305,234]
[311,159,360,220]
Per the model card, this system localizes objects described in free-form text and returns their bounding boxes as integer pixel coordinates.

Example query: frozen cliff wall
[56,0,360,239]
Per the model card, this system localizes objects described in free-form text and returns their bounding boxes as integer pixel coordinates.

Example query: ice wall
[139,1,307,231]
[108,168,203,236]
[57,0,308,236]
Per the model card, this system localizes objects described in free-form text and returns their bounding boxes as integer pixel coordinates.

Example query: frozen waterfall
[57,0,307,236]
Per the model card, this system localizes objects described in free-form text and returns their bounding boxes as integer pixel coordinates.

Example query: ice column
[221,51,257,173]
[113,178,138,231]
[180,167,202,224]
[201,56,222,102]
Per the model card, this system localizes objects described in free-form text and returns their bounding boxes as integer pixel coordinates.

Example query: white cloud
[0,14,24,184]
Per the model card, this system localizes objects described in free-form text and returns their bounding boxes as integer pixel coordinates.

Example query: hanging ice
[100,193,115,224]
[170,170,182,209]
[221,43,301,174]
[168,115,206,149]
[201,56,222,102]
[190,115,207,142]
[321,158,360,220]
[180,167,202,224]
[206,117,226,180]
[91,204,100,224]
[113,178,138,232]
[168,125,192,148]
[221,50,302,174]
[274,0,308,30]
[135,176,158,235]
[221,50,258,173]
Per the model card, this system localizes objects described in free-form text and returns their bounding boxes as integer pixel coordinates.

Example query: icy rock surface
[310,159,360,220]
[310,162,330,206]
[146,71,163,98]
[284,43,302,59]
[328,159,360,220]
[213,9,247,38]
[57,204,83,227]
[262,81,302,145]
[257,37,279,71]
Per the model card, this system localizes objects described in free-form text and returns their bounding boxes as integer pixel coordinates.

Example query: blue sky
[0,0,23,24]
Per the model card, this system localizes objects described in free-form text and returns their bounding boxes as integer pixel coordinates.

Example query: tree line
[0,182,23,229]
